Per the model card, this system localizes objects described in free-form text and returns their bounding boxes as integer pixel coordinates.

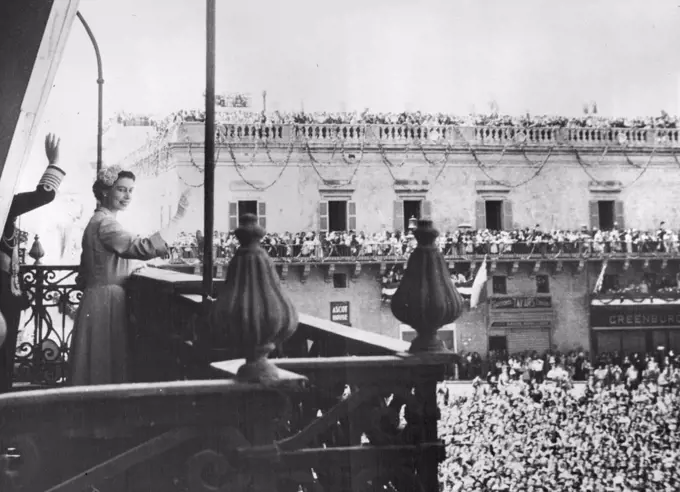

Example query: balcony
[168,239,680,270]
[2,220,457,491]
[177,122,680,149]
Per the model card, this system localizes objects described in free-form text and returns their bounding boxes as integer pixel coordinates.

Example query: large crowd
[113,108,680,131]
[439,349,680,491]
[169,109,680,129]
[169,225,680,263]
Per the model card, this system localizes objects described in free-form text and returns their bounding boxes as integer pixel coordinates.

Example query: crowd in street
[457,349,679,384]
[169,225,680,262]
[439,350,680,491]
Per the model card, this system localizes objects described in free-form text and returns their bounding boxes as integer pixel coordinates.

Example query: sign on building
[330,301,351,326]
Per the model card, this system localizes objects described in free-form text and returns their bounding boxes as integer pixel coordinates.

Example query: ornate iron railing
[15,265,81,387]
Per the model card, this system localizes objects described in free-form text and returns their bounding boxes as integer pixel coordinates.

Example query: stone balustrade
[176,122,680,148]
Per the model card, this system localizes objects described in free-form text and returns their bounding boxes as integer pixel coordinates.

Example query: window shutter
[614,200,624,229]
[228,202,238,230]
[589,201,599,230]
[422,200,432,219]
[348,201,357,231]
[502,200,514,231]
[475,200,486,230]
[393,200,404,231]
[258,201,267,230]
[319,201,329,232]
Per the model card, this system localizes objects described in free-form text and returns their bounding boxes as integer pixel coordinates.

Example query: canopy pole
[203,0,216,302]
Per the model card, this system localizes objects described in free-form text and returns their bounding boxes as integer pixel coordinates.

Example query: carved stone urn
[208,214,298,382]
[390,219,464,353]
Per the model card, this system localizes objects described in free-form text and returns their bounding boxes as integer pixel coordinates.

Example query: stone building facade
[166,122,680,356]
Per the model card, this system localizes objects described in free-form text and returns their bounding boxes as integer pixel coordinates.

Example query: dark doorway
[403,200,422,231]
[238,200,257,216]
[598,200,615,230]
[485,200,503,230]
[489,336,508,352]
[328,201,348,231]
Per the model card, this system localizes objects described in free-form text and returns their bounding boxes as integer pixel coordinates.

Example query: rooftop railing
[177,122,680,148]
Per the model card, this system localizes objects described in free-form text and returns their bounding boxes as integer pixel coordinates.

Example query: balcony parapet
[6,218,459,491]
[175,121,680,149]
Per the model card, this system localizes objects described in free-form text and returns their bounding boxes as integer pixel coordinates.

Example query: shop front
[488,296,554,354]
[591,299,680,354]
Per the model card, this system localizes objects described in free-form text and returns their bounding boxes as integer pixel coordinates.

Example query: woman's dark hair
[92,170,136,201]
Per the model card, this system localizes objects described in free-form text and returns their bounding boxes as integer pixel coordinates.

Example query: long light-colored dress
[70,206,167,386]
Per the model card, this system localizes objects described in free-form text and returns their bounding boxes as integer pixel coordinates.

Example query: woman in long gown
[70,165,190,386]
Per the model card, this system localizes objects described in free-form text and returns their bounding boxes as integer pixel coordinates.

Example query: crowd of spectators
[458,349,679,383]
[169,225,680,263]
[165,109,679,129]
[439,349,680,491]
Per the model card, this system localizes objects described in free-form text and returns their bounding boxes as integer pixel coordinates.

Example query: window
[536,275,550,294]
[488,336,508,352]
[485,201,503,231]
[333,273,348,288]
[598,201,614,230]
[393,200,432,232]
[403,200,422,230]
[602,274,619,293]
[589,200,623,231]
[492,276,507,295]
[238,200,257,216]
[476,199,512,231]
[228,201,266,230]
[328,201,348,232]
[320,200,357,232]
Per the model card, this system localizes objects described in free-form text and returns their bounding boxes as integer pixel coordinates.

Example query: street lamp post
[203,0,216,303]
[76,12,104,173]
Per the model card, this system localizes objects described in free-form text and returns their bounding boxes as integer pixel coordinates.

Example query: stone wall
[279,261,594,354]
[171,137,678,235]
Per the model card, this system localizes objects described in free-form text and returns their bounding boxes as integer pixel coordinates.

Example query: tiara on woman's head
[96,164,124,187]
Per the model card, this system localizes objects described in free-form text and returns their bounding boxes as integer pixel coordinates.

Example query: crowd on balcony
[441,349,680,491]
[602,276,680,296]
[161,108,679,129]
[168,224,680,263]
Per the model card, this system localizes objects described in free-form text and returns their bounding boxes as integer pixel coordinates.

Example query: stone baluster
[28,235,45,265]
[391,219,464,352]
[208,214,298,382]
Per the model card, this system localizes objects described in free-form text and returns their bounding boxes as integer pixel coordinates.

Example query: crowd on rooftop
[170,109,680,129]
[439,348,680,491]
[112,108,680,131]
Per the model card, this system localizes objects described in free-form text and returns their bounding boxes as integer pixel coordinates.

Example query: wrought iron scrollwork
[16,265,82,387]
[185,428,252,492]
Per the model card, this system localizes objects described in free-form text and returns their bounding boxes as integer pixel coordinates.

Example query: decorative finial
[391,220,464,353]
[28,235,45,265]
[207,214,298,382]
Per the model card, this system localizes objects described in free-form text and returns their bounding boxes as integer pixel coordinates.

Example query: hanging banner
[330,301,351,326]
[489,296,552,310]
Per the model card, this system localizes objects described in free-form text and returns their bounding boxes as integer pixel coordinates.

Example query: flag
[470,257,489,309]
[593,259,608,294]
